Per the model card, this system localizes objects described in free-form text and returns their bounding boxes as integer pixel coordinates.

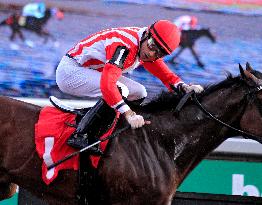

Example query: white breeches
[56,56,147,101]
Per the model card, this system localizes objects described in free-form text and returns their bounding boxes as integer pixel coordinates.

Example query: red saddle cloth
[35,106,119,185]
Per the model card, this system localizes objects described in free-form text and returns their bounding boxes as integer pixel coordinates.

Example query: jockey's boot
[67,99,113,155]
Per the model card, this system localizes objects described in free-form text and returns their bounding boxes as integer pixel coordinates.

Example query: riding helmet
[149,20,181,54]
[190,16,198,28]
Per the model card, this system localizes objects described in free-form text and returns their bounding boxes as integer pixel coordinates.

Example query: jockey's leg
[118,75,147,102]
[56,57,145,152]
[56,57,109,153]
[67,98,114,153]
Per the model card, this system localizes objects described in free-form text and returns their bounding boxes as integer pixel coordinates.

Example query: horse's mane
[142,73,242,113]
[203,73,239,96]
[141,91,181,113]
[44,9,51,18]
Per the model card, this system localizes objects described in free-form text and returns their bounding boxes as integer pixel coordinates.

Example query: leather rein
[175,85,262,143]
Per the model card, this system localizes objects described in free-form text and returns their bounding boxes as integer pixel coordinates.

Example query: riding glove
[125,111,145,129]
[181,83,204,93]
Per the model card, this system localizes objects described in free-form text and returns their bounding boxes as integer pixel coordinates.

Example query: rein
[192,85,262,143]
[47,124,130,170]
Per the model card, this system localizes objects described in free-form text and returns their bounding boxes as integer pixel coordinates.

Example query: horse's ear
[241,63,262,85]
[246,62,253,71]
[244,63,262,85]
[239,63,246,79]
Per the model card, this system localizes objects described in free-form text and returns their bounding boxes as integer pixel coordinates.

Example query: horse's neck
[149,87,245,179]
[42,9,51,23]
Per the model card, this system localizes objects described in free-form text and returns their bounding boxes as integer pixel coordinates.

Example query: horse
[0,8,63,44]
[0,62,261,205]
[168,28,216,68]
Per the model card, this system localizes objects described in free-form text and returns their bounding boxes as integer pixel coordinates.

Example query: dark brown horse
[0,63,261,205]
[168,28,216,68]
[0,8,63,43]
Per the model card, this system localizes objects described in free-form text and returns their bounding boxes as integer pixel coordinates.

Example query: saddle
[49,96,89,117]
[49,96,118,204]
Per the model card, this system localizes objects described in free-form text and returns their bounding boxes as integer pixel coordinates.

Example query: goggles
[147,37,167,59]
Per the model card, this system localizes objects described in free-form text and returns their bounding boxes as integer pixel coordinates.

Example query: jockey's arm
[100,63,127,112]
[101,63,145,129]
[142,58,183,90]
[143,59,204,93]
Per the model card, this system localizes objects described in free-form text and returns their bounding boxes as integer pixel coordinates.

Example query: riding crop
[47,125,130,170]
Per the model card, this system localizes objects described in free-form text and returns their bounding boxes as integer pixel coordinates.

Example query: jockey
[22,2,46,19]
[56,20,204,152]
[174,15,199,31]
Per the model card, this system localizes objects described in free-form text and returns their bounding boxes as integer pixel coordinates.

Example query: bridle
[246,85,262,117]
[175,83,262,143]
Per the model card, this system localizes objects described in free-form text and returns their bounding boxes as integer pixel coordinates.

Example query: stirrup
[67,134,103,156]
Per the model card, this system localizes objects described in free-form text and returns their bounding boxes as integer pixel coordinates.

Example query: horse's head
[49,8,64,20]
[202,28,216,43]
[238,62,262,139]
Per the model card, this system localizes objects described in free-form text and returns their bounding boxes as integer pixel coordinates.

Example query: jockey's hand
[124,110,148,129]
[181,83,204,93]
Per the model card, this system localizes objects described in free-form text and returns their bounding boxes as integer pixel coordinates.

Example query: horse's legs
[0,183,17,200]
[40,30,56,43]
[41,32,49,43]
[189,47,204,68]
[10,27,25,43]
[17,29,25,42]
[10,29,17,41]
[169,47,184,62]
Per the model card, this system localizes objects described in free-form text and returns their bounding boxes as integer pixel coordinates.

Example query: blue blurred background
[0,0,261,100]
